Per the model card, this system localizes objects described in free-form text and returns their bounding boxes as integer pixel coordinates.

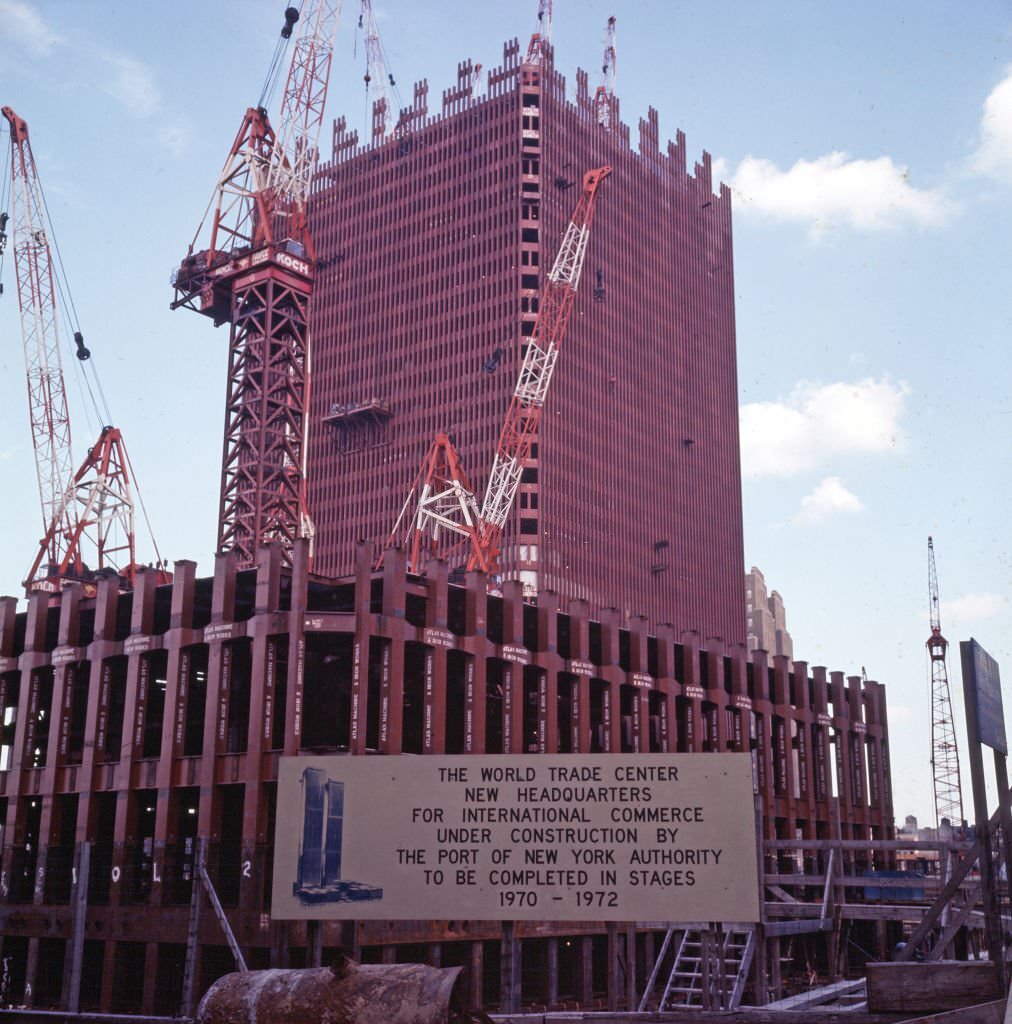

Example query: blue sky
[1,1,1011,827]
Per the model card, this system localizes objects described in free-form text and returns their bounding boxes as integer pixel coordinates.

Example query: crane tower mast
[928,536,965,830]
[172,1,341,568]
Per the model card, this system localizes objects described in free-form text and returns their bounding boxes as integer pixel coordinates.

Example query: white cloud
[888,703,913,723]
[942,592,1008,623]
[741,377,909,479]
[970,66,1012,181]
[794,476,865,524]
[157,115,193,158]
[100,53,161,119]
[0,0,62,55]
[729,152,952,233]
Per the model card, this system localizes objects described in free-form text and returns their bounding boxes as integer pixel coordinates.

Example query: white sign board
[271,753,759,922]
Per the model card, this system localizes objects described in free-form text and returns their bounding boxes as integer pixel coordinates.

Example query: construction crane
[3,105,157,594]
[357,0,401,139]
[927,536,965,831]
[594,15,617,129]
[526,0,553,63]
[171,1,341,569]
[385,165,612,578]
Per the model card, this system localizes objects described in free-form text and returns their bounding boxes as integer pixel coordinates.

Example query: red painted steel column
[599,609,622,754]
[152,560,197,909]
[537,591,560,753]
[379,548,407,754]
[240,545,283,918]
[500,581,525,755]
[463,570,488,753]
[654,624,677,753]
[351,544,374,755]
[567,600,592,753]
[705,637,729,752]
[628,616,651,753]
[283,542,310,756]
[680,632,704,753]
[423,560,449,755]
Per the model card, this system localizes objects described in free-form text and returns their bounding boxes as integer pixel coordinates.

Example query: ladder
[638,924,756,1010]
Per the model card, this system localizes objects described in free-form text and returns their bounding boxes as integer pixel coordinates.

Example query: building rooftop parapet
[317,36,724,201]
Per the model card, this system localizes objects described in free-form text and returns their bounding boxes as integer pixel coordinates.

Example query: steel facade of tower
[308,40,745,643]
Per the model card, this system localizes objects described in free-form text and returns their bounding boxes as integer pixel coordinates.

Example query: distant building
[746,566,793,659]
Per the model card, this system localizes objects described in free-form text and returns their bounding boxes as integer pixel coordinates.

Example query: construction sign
[271,753,760,922]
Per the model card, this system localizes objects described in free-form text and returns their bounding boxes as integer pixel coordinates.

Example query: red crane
[3,105,154,593]
[526,0,553,63]
[358,0,401,139]
[172,1,341,568]
[386,165,612,578]
[927,536,965,830]
[594,16,617,129]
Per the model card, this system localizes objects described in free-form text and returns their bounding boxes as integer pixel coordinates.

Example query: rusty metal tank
[196,957,470,1024]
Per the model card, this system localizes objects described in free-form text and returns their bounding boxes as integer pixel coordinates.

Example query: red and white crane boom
[386,166,611,578]
[3,105,76,569]
[471,165,611,570]
[3,105,158,592]
[594,16,617,129]
[358,0,400,139]
[526,0,553,63]
[172,1,341,567]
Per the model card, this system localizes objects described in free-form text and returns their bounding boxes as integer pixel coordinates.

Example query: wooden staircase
[639,924,756,1010]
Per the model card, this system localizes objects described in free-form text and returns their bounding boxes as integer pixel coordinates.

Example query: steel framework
[928,535,964,830]
[24,427,137,590]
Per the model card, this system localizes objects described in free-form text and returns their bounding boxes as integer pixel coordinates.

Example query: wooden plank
[768,872,934,889]
[902,999,1005,1024]
[766,977,865,1009]
[766,883,799,903]
[765,838,965,852]
[866,962,1001,1013]
[765,917,831,936]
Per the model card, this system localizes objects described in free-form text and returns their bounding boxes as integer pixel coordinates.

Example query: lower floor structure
[0,541,894,1013]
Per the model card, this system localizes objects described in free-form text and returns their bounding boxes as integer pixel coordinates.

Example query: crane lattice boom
[4,106,153,592]
[268,0,341,211]
[3,105,77,567]
[927,536,964,830]
[472,166,611,568]
[594,16,617,129]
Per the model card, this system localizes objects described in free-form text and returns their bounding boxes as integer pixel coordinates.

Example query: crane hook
[281,6,300,39]
[73,331,91,361]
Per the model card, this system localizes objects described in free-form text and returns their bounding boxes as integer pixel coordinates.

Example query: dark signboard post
[960,639,1011,986]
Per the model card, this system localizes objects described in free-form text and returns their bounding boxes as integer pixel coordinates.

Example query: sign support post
[960,639,1008,989]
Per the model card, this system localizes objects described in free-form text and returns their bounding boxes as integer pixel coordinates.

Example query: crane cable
[355,1,403,133]
[0,131,10,293]
[259,2,303,113]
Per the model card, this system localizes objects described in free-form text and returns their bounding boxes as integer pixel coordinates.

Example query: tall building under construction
[308,39,745,644]
[0,27,902,1020]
